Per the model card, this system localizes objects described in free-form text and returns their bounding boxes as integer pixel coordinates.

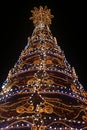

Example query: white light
[2,97,4,100]
[49,117,51,119]
[59,118,61,120]
[82,121,85,124]
[17,124,19,127]
[78,121,80,123]
[6,95,8,97]
[27,124,29,126]
[2,85,5,89]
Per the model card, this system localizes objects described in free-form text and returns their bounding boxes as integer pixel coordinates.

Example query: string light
[0,6,87,130]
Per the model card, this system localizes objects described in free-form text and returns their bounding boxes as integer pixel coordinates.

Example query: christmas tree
[0,6,87,130]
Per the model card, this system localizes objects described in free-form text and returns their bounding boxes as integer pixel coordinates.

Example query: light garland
[0,6,87,130]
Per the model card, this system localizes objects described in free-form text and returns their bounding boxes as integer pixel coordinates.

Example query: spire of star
[29,6,54,26]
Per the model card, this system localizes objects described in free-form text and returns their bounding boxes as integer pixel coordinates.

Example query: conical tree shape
[0,6,87,130]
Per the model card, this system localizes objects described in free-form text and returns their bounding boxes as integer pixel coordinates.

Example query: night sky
[0,0,87,91]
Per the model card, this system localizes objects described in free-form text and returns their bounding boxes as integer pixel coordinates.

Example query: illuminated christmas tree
[0,6,87,130]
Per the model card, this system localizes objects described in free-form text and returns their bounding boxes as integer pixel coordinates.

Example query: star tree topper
[29,6,54,26]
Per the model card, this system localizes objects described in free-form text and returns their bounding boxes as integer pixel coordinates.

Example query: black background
[0,0,87,91]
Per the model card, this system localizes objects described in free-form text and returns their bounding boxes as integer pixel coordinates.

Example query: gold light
[29,6,54,26]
